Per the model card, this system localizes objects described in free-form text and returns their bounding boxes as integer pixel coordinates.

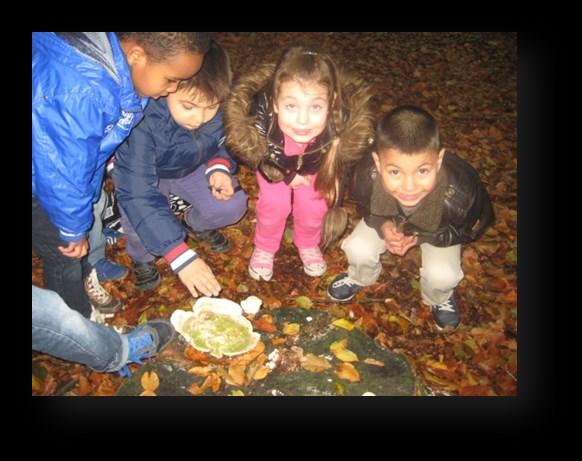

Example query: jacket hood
[225,63,375,170]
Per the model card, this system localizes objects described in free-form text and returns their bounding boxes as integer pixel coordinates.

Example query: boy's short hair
[115,32,211,63]
[375,105,440,154]
[177,40,232,103]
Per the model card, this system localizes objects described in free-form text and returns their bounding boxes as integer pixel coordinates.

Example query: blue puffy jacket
[32,32,147,242]
[113,97,237,258]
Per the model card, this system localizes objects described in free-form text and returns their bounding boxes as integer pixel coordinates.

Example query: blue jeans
[32,285,129,372]
[87,186,107,267]
[120,164,248,262]
[32,197,92,317]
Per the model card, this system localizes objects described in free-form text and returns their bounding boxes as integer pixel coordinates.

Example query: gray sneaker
[84,268,123,317]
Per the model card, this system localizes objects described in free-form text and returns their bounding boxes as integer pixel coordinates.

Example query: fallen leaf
[283,323,301,335]
[141,371,160,392]
[332,318,354,331]
[252,366,272,380]
[363,358,385,367]
[271,337,287,346]
[329,339,359,361]
[188,365,214,377]
[230,390,245,396]
[301,353,332,372]
[295,296,313,309]
[139,390,157,396]
[77,375,92,396]
[227,363,247,386]
[253,315,277,333]
[335,363,360,382]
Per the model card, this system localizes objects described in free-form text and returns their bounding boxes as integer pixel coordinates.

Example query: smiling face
[373,147,445,207]
[126,48,205,100]
[273,79,330,144]
[167,89,220,130]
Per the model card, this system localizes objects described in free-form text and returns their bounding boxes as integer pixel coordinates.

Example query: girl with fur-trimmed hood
[225,47,374,281]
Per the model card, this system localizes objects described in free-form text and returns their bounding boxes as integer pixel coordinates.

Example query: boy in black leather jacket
[327,106,494,330]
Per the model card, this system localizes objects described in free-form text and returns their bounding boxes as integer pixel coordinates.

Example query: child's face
[273,79,330,144]
[372,148,445,207]
[128,50,204,100]
[167,89,220,130]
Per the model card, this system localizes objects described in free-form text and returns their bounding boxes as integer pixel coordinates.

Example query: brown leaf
[187,365,214,377]
[76,375,93,396]
[363,358,385,367]
[139,390,157,396]
[301,353,332,372]
[252,315,278,333]
[227,363,247,386]
[140,371,160,392]
[335,363,360,382]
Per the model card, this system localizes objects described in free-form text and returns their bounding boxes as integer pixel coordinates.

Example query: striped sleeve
[164,242,199,273]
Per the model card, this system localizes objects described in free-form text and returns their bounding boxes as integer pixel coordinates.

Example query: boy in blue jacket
[32,32,210,319]
[114,40,247,298]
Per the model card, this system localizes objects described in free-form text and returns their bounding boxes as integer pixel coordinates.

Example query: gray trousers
[341,219,464,305]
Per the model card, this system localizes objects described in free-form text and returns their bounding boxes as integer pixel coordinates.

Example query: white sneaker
[89,305,112,324]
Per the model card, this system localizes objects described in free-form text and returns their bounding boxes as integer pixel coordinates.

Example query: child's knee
[421,264,463,289]
[342,234,377,262]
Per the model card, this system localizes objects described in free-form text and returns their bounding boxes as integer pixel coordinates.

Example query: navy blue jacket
[113,97,236,259]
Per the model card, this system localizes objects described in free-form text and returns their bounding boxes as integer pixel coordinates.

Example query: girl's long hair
[271,48,348,248]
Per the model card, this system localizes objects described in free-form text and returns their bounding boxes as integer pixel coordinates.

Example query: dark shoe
[183,222,230,253]
[430,295,460,330]
[84,268,123,316]
[133,261,161,291]
[118,319,176,377]
[94,258,128,282]
[327,273,363,302]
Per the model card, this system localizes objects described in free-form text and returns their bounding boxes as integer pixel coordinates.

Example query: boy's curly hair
[115,32,211,63]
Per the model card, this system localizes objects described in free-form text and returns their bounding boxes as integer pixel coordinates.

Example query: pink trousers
[254,171,328,253]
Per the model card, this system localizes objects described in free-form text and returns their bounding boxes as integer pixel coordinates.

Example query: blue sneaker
[430,295,460,330]
[118,319,176,378]
[94,258,128,282]
[103,228,122,246]
[327,273,363,302]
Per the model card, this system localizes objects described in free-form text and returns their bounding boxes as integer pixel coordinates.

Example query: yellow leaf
[230,390,245,396]
[295,296,313,309]
[77,375,92,396]
[301,353,332,372]
[330,339,348,354]
[188,365,214,377]
[283,323,301,335]
[140,371,160,392]
[32,375,42,392]
[252,366,272,381]
[335,363,360,382]
[139,390,157,396]
[227,363,247,386]
[388,315,409,334]
[334,349,359,362]
[332,319,354,331]
[363,358,385,367]
[425,359,448,371]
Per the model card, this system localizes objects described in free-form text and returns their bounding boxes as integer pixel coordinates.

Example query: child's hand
[208,172,234,200]
[386,234,418,256]
[58,237,89,259]
[289,174,310,189]
[382,221,418,256]
[178,258,222,298]
[382,221,405,246]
